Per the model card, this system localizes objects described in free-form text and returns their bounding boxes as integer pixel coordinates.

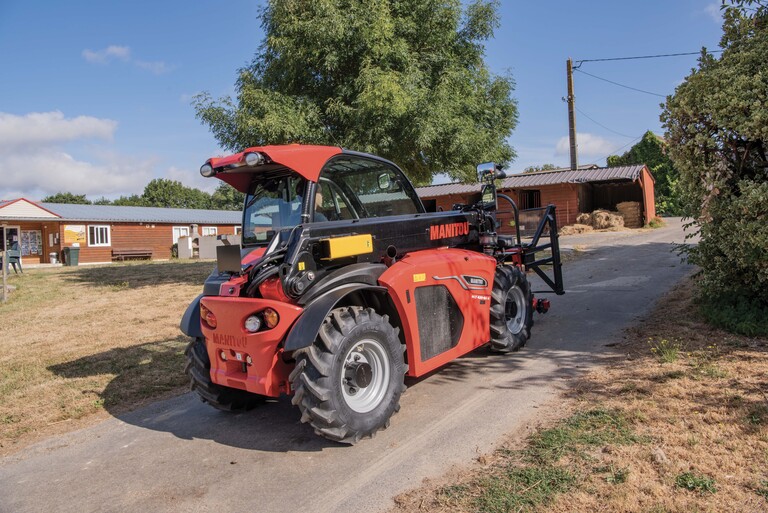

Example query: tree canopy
[522,164,557,174]
[661,2,768,333]
[607,131,681,215]
[193,0,517,184]
[41,192,91,204]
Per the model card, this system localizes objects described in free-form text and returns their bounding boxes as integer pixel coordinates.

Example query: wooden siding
[639,166,656,223]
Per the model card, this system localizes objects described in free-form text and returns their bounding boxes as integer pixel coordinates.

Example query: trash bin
[63,246,80,266]
[49,252,58,264]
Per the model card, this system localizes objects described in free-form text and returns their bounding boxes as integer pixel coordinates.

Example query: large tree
[193,0,517,184]
[141,179,212,209]
[661,2,768,333]
[607,131,681,215]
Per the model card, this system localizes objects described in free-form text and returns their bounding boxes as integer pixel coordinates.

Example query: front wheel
[290,306,406,444]
[489,265,533,353]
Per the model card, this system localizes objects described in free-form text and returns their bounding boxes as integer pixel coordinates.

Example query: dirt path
[0,220,692,513]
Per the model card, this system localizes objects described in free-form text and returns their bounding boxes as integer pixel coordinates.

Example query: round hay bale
[590,210,624,230]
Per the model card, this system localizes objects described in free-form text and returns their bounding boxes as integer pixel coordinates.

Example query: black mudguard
[284,284,387,351]
[180,294,203,338]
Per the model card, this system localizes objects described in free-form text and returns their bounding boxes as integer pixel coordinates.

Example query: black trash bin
[63,246,80,266]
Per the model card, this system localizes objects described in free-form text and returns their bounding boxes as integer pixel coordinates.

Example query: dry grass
[0,261,212,455]
[392,278,768,512]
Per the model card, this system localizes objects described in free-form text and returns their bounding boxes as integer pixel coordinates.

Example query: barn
[415,164,656,233]
[0,198,241,265]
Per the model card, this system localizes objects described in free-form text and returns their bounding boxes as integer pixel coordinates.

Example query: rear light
[200,303,217,329]
[262,308,279,329]
[244,315,262,333]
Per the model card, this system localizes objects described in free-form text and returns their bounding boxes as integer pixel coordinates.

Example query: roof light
[200,163,215,177]
[244,152,264,167]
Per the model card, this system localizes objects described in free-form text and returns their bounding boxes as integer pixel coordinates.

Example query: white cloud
[704,2,722,22]
[82,45,171,74]
[0,111,151,200]
[0,111,116,149]
[556,133,617,159]
[82,45,131,64]
[0,151,152,199]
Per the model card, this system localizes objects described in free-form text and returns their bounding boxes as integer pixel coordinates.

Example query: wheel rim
[505,286,526,335]
[340,338,391,413]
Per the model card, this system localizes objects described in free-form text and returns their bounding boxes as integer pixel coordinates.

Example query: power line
[598,135,644,163]
[574,68,667,97]
[574,106,636,138]
[574,50,722,66]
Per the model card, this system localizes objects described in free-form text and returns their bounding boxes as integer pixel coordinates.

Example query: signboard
[63,225,86,245]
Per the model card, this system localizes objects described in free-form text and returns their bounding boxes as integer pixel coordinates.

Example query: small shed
[415,164,656,232]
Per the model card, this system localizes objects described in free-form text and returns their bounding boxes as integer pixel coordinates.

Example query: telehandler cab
[180,145,564,443]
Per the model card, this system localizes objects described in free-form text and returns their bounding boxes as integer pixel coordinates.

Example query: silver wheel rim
[505,287,526,335]
[341,338,390,413]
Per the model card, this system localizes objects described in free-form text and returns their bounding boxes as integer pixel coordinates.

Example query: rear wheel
[290,306,406,444]
[184,337,264,411]
[489,265,533,353]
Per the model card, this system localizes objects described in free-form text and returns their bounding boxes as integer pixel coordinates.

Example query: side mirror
[377,173,391,190]
[476,162,507,182]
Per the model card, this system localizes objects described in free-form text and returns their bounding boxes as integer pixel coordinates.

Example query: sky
[0,0,725,200]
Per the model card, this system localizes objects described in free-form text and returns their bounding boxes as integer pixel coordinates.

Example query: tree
[40,192,91,204]
[606,131,681,215]
[141,179,212,209]
[193,0,517,185]
[210,182,245,211]
[111,194,147,207]
[522,164,557,173]
[661,3,768,333]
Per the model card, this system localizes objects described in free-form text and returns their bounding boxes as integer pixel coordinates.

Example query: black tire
[290,306,407,444]
[489,265,533,353]
[184,337,264,411]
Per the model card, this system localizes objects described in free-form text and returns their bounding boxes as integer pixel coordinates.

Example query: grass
[393,277,768,513]
[0,260,212,455]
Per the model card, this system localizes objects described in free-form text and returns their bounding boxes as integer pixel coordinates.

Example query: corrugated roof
[38,203,241,224]
[415,165,646,198]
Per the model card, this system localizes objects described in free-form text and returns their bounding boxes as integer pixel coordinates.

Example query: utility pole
[2,224,7,303]
[566,58,578,171]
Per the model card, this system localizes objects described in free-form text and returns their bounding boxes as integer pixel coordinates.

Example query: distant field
[0,261,213,455]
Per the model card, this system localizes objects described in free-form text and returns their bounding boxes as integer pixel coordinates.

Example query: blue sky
[0,0,724,200]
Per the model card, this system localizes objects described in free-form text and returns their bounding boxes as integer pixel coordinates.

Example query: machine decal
[462,275,488,288]
[433,275,487,290]
[429,222,470,241]
[412,273,426,283]
[212,333,248,348]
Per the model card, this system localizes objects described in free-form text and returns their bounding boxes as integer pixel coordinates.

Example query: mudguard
[284,283,387,351]
[180,294,203,338]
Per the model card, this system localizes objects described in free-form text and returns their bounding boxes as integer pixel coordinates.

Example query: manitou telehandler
[180,145,563,443]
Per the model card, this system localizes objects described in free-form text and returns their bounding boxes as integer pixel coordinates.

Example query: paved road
[0,219,692,513]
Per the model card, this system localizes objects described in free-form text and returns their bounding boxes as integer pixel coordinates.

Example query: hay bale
[590,209,624,229]
[576,213,591,225]
[616,201,642,228]
[559,224,593,236]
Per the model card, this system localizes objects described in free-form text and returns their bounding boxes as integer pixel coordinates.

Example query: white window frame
[201,226,218,236]
[234,226,242,235]
[87,225,111,247]
[172,226,190,244]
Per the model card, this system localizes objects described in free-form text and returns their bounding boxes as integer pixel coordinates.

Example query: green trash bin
[63,246,80,266]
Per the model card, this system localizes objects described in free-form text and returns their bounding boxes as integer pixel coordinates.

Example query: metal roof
[415,165,646,198]
[38,203,241,224]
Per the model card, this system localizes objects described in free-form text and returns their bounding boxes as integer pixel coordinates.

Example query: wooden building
[0,199,241,265]
[415,164,656,234]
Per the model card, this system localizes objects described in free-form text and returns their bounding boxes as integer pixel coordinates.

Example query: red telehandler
[180,145,564,443]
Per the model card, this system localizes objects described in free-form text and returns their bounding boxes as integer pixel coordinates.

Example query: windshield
[242,174,306,245]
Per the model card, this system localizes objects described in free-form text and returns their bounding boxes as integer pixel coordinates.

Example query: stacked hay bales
[567,210,625,233]
[616,201,642,228]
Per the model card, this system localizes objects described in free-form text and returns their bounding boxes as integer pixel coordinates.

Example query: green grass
[436,409,645,512]
[699,295,768,337]
[675,472,717,494]
[649,338,682,363]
